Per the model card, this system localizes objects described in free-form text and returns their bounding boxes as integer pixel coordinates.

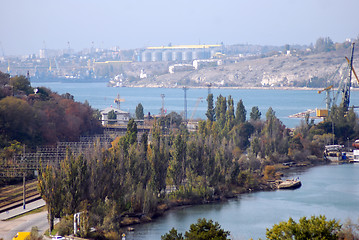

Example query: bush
[57,215,73,236]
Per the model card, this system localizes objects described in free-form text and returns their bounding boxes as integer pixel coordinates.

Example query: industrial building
[140,44,223,62]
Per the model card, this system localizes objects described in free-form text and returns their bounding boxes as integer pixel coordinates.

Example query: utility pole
[183,87,188,122]
[161,94,165,116]
[23,172,26,209]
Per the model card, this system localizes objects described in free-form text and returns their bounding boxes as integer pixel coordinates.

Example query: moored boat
[277,179,302,190]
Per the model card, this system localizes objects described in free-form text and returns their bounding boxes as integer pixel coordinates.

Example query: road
[0,200,49,240]
[0,210,49,240]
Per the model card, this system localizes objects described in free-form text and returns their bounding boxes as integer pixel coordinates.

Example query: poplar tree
[206,94,215,121]
[250,106,261,121]
[135,103,144,120]
[235,99,246,124]
[215,95,227,129]
[38,165,63,233]
[169,134,187,189]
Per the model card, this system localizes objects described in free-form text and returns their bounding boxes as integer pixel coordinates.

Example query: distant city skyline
[1,0,359,56]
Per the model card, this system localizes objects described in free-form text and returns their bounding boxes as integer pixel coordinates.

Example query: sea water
[31,81,359,128]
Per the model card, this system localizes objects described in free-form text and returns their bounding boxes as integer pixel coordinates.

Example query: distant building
[100,107,130,126]
[193,59,220,70]
[169,64,194,73]
[141,44,222,62]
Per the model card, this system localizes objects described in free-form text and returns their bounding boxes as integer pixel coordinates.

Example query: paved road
[0,210,48,240]
[0,199,48,240]
[0,199,46,221]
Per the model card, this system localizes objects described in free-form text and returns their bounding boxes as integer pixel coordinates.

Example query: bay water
[31,81,359,128]
[126,164,359,240]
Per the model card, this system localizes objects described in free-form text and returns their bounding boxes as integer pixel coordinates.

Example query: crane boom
[189,97,203,122]
[341,43,355,110]
[345,56,359,85]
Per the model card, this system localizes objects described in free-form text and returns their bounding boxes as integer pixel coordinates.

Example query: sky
[1,0,359,56]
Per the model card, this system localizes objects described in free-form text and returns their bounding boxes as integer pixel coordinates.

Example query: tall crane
[318,85,333,112]
[339,43,355,111]
[189,97,203,122]
[316,43,356,118]
[345,56,359,85]
[114,94,125,110]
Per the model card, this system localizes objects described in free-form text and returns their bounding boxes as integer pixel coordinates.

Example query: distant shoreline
[118,84,359,91]
[32,80,359,92]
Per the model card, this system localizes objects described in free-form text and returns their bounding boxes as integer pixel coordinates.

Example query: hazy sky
[1,0,359,56]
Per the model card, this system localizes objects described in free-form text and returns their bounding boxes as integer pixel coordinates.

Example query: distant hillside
[121,47,359,89]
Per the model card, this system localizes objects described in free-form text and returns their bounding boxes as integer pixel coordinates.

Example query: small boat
[278,179,302,190]
[324,145,344,162]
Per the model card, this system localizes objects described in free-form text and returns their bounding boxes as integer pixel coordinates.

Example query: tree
[125,119,138,145]
[169,134,186,189]
[206,94,215,121]
[161,228,184,240]
[161,218,230,240]
[235,99,246,124]
[0,71,10,86]
[266,107,276,121]
[224,96,235,133]
[315,37,335,52]
[266,215,341,240]
[38,165,63,233]
[9,75,32,94]
[250,106,261,121]
[215,95,227,129]
[185,218,230,240]
[107,110,116,120]
[136,103,144,120]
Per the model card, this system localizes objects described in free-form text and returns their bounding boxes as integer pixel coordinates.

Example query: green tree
[38,165,63,233]
[126,119,138,145]
[250,106,261,121]
[215,95,227,129]
[169,134,187,189]
[0,96,40,147]
[161,228,184,240]
[136,103,144,120]
[266,107,276,121]
[9,75,32,94]
[185,218,230,240]
[315,37,335,52]
[206,94,215,121]
[107,110,116,120]
[224,96,235,133]
[61,153,88,214]
[266,215,341,240]
[235,99,246,124]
